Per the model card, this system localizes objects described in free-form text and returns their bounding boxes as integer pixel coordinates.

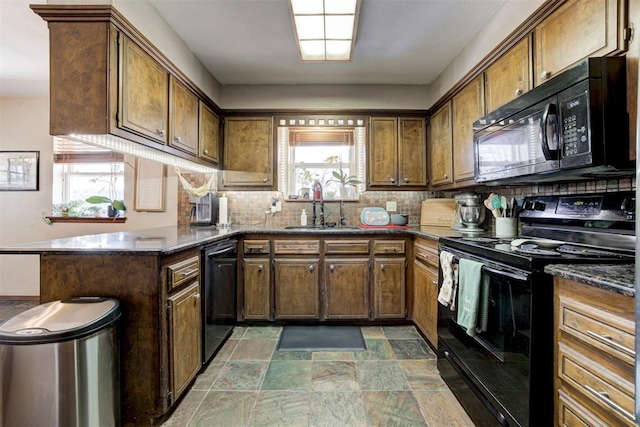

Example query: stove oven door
[437,252,553,427]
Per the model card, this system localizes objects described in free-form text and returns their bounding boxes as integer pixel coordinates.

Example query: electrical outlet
[386,201,397,212]
[276,200,282,212]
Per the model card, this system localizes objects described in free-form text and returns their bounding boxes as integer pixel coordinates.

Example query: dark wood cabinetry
[452,76,484,183]
[412,237,439,348]
[484,37,531,112]
[242,258,271,320]
[169,76,199,155]
[428,103,453,187]
[274,258,320,319]
[199,102,220,163]
[324,258,370,319]
[373,257,406,319]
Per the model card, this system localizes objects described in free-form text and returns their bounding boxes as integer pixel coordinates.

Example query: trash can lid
[0,297,121,344]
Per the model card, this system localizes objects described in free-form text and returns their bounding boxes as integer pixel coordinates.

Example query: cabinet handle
[263,177,268,183]
[177,268,198,279]
[309,264,315,271]
[157,129,166,137]
[583,384,636,422]
[403,177,409,183]
[514,88,523,96]
[330,264,335,271]
[389,177,396,183]
[540,70,551,80]
[417,252,427,258]
[174,136,182,143]
[258,264,263,271]
[586,330,635,357]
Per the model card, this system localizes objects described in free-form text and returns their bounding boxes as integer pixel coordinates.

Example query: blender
[452,191,486,233]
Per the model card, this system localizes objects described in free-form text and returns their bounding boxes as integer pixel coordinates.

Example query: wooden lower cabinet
[324,258,370,319]
[373,257,406,319]
[274,258,320,319]
[242,258,271,320]
[167,281,201,400]
[413,261,438,347]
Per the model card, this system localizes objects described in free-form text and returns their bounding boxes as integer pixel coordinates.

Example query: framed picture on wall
[0,151,39,191]
[134,158,166,212]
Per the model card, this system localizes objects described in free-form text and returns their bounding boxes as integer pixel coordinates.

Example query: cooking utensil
[484,198,499,218]
[500,196,507,217]
[510,197,517,218]
[486,194,502,218]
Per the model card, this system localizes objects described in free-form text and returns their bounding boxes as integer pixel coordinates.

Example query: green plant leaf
[111,200,127,211]
[85,196,111,204]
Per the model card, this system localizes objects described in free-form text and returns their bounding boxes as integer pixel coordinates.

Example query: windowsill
[46,216,127,224]
[286,198,360,203]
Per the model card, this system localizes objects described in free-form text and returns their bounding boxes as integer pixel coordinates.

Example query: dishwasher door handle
[206,246,236,257]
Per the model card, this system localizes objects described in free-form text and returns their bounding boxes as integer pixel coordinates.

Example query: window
[278,126,366,199]
[51,137,125,217]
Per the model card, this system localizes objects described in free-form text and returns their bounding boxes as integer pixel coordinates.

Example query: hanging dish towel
[456,258,489,336]
[437,251,457,308]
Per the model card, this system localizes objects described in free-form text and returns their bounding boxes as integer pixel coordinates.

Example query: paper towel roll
[219,196,228,224]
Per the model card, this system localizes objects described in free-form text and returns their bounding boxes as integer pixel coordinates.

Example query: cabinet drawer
[558,389,609,427]
[324,239,370,255]
[373,240,405,255]
[244,239,270,254]
[414,242,438,269]
[273,239,320,255]
[167,256,199,292]
[558,294,635,366]
[558,341,635,425]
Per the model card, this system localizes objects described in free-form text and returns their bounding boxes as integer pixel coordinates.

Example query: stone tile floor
[162,325,474,427]
[0,299,39,325]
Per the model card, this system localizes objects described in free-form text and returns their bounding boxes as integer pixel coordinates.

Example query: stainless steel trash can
[0,297,121,426]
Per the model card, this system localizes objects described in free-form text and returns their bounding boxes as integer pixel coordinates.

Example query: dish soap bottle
[300,209,307,226]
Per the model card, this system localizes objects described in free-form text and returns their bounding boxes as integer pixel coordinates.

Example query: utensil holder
[495,217,518,237]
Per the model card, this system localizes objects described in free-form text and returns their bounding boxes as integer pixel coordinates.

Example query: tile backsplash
[177,172,635,229]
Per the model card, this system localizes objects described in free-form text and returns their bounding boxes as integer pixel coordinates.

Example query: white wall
[0,98,179,296]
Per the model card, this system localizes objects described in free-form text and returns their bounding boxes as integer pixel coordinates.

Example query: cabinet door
[119,36,168,144]
[534,0,625,86]
[324,258,370,320]
[222,117,274,188]
[199,102,220,163]
[398,117,427,187]
[452,76,484,183]
[373,257,406,319]
[167,282,201,401]
[242,258,271,320]
[274,258,320,319]
[368,117,398,187]
[413,261,438,348]
[169,76,199,155]
[429,102,453,186]
[484,37,531,112]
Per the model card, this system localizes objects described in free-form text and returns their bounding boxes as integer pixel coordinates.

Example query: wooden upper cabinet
[199,102,220,163]
[484,37,531,112]
[222,117,274,188]
[119,36,169,144]
[369,117,398,187]
[534,0,627,86]
[398,118,427,186]
[369,117,426,188]
[169,76,198,155]
[429,102,453,187]
[452,76,484,183]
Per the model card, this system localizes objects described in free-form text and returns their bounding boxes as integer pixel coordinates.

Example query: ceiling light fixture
[289,0,360,62]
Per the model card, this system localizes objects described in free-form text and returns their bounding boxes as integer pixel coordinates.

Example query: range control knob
[523,200,534,211]
[532,201,546,211]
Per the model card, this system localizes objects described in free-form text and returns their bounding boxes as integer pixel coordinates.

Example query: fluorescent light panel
[290,0,359,61]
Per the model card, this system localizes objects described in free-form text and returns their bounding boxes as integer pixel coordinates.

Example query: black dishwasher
[202,239,237,364]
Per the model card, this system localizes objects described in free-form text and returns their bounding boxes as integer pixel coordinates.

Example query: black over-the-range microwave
[473,56,633,184]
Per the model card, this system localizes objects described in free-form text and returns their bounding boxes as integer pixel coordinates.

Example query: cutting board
[420,198,457,227]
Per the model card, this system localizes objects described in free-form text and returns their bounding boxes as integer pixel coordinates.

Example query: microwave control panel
[560,91,590,158]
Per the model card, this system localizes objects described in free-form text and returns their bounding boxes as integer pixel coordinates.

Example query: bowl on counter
[390,214,409,225]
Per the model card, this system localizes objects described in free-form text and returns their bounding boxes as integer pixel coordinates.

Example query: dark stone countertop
[0,224,464,255]
[544,263,635,297]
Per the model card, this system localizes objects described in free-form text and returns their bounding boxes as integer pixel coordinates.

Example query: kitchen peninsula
[0,225,456,425]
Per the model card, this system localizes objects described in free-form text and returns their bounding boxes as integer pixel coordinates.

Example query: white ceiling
[0,0,506,96]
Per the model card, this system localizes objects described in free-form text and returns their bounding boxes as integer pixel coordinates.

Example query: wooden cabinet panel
[452,76,484,183]
[120,36,168,144]
[413,260,438,348]
[558,389,608,427]
[222,117,274,188]
[169,76,198,155]
[373,240,405,255]
[199,102,220,163]
[373,257,406,318]
[324,258,370,319]
[242,258,271,320]
[429,102,453,186]
[398,118,427,186]
[273,239,320,255]
[484,37,531,112]
[274,258,320,319]
[168,282,201,401]
[323,239,370,255]
[369,117,399,187]
[244,239,271,255]
[534,0,626,86]
[166,255,199,292]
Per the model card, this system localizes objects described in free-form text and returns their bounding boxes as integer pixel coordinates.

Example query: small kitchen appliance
[437,191,635,427]
[189,193,218,226]
[452,192,486,233]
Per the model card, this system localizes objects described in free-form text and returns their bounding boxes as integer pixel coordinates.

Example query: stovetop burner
[555,245,625,257]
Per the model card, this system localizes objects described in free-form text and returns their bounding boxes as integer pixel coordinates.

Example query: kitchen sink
[284,225,360,230]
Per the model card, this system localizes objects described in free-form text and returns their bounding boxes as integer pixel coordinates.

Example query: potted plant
[85,164,127,217]
[327,166,361,199]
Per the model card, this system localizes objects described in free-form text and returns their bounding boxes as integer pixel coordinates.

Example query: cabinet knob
[258,264,263,271]
[431,280,438,286]
[193,293,201,299]
[380,264,385,270]
[174,136,182,143]
[263,177,268,183]
[157,129,166,137]
[330,264,335,271]
[309,264,315,271]
[403,177,409,183]
[443,174,448,179]
[514,88,523,96]
[204,149,209,154]
[540,70,551,80]
[389,177,395,183]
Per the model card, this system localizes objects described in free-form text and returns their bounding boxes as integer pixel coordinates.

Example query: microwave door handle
[539,103,560,160]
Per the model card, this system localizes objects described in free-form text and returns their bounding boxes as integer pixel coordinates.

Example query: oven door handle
[482,265,528,282]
